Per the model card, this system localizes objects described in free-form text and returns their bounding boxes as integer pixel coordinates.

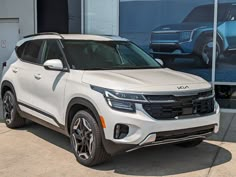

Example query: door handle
[12,67,18,73]
[34,74,42,80]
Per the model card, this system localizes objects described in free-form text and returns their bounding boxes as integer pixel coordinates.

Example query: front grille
[150,43,180,53]
[152,33,180,41]
[143,92,215,120]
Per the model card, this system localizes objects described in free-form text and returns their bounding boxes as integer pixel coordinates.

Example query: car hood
[153,23,213,32]
[82,68,211,93]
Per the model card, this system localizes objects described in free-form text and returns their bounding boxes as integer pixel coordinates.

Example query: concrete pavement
[0,112,235,177]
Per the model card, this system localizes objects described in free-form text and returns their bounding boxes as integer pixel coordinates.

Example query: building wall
[85,0,119,35]
[0,0,36,38]
[68,0,82,33]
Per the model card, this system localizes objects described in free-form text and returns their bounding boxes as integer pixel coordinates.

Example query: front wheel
[70,110,110,167]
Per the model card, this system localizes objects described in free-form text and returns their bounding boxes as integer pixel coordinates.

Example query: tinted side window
[43,40,64,63]
[230,6,236,21]
[21,40,43,64]
[16,43,27,58]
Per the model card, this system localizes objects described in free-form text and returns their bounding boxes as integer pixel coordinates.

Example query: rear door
[14,40,44,113]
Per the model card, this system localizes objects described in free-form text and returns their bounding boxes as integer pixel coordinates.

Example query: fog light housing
[114,124,129,139]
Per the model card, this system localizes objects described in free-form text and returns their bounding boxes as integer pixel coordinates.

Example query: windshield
[183,4,229,23]
[62,40,161,70]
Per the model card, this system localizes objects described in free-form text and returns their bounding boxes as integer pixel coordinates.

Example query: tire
[70,110,111,167]
[2,91,25,128]
[176,139,203,148]
[196,36,221,68]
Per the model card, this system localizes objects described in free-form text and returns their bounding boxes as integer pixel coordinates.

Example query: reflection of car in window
[150,3,236,67]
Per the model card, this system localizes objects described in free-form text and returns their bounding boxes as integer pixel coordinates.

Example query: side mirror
[155,58,164,66]
[43,59,64,71]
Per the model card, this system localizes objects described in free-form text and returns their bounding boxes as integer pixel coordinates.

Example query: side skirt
[17,102,68,136]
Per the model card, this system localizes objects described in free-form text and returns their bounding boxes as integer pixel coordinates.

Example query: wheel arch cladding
[1,81,16,100]
[194,31,224,53]
[65,97,104,136]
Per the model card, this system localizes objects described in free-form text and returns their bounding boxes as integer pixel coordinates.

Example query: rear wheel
[176,139,203,148]
[2,91,25,128]
[70,110,110,167]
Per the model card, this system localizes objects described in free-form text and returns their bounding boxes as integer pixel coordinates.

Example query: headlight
[179,31,192,42]
[91,85,146,112]
[107,98,135,112]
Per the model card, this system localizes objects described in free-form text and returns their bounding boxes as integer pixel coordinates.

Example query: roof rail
[24,32,64,39]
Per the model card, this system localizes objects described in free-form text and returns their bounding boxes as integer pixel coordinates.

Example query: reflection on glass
[216,2,236,83]
[216,85,236,109]
[150,3,217,68]
[120,0,214,81]
[215,1,236,109]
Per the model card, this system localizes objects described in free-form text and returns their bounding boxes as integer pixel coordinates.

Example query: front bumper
[149,41,194,57]
[101,101,220,147]
[128,124,215,152]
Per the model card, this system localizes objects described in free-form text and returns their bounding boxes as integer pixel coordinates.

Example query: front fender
[65,97,103,135]
[192,27,225,52]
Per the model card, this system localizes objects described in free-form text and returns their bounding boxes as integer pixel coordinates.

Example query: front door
[30,39,69,128]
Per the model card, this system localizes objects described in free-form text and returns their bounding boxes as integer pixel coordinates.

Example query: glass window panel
[215,1,236,109]
[120,0,215,82]
[21,40,43,64]
[84,0,119,35]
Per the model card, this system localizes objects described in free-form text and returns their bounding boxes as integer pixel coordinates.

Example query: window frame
[42,39,70,72]
[16,39,70,72]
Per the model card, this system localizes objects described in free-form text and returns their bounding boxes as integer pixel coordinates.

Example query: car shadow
[22,122,72,152]
[13,121,232,176]
[95,143,231,176]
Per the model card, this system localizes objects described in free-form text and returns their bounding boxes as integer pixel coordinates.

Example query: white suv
[1,33,220,166]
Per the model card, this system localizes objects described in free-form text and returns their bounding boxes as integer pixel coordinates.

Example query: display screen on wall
[120,0,216,81]
[215,0,236,109]
[215,0,236,82]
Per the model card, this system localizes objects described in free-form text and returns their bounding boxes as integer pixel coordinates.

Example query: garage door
[0,19,20,72]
